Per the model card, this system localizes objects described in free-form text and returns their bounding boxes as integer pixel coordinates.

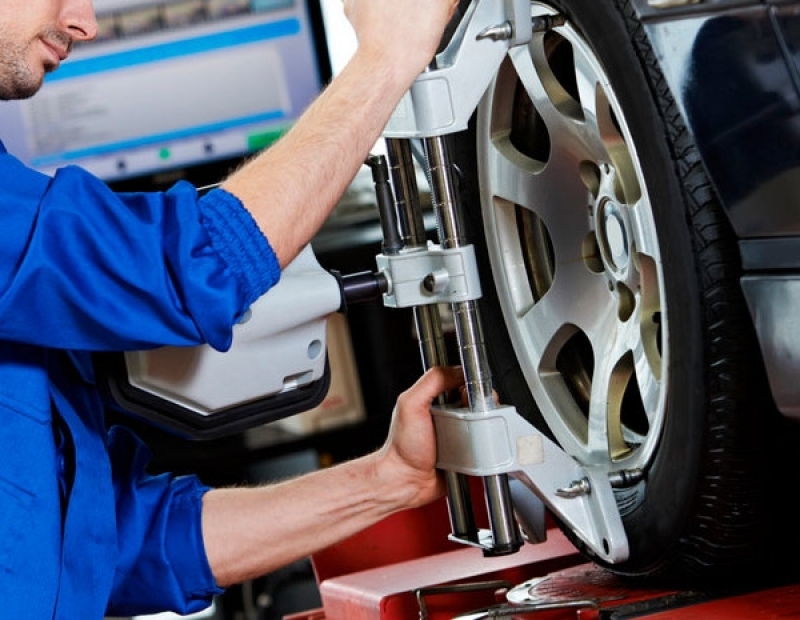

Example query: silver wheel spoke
[585,308,636,458]
[629,195,660,260]
[633,333,662,426]
[487,132,590,241]
[572,47,616,163]
[509,45,572,139]
[518,264,611,359]
[486,135,546,212]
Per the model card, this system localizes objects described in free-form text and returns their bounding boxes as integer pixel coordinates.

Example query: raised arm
[221,0,459,268]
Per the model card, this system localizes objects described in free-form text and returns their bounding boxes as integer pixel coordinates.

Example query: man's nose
[61,0,99,42]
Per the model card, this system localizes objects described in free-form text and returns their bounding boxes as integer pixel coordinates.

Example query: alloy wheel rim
[476,3,667,472]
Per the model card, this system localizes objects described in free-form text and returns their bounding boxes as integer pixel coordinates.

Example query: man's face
[0,0,97,100]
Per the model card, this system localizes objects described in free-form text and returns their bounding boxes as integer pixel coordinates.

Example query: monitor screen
[0,0,332,191]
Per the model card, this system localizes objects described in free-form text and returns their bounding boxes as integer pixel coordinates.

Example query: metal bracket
[384,0,532,138]
[432,404,629,564]
[376,243,482,308]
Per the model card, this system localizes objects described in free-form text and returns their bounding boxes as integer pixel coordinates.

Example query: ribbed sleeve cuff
[198,187,281,307]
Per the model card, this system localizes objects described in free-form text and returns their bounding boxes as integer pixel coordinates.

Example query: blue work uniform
[0,141,281,618]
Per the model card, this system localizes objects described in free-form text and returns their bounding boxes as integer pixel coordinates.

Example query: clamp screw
[532,14,566,33]
[477,22,513,42]
[556,478,591,498]
[609,468,645,488]
[423,269,450,294]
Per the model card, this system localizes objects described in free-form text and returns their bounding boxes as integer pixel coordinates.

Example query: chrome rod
[422,134,522,555]
[385,137,479,543]
[385,139,427,248]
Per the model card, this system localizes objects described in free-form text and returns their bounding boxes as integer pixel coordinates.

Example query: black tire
[453,0,798,584]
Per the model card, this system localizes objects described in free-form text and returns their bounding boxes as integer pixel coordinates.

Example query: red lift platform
[286,497,800,620]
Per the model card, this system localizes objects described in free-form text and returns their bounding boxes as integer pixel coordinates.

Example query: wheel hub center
[599,200,630,271]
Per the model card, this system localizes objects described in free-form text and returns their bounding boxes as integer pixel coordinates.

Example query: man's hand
[343,0,460,79]
[375,366,465,510]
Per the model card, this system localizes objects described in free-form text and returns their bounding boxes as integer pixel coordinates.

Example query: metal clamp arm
[376,243,483,308]
[384,0,533,138]
[432,404,630,564]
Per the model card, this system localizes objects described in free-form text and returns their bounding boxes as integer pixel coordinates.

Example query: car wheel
[453,0,797,582]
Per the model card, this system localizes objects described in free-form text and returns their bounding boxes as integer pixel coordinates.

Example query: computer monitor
[0,0,332,191]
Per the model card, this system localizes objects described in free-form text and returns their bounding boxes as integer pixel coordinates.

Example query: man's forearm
[202,452,405,587]
[200,366,461,588]
[221,48,415,268]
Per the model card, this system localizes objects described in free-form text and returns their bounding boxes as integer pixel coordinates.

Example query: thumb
[412,365,465,405]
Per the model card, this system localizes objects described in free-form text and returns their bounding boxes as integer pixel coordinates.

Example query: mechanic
[0,0,462,617]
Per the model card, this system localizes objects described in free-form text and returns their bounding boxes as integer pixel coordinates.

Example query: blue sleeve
[106,425,224,616]
[0,149,280,351]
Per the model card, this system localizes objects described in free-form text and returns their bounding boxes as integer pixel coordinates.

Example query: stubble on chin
[0,28,71,100]
[0,40,43,100]
[0,60,44,100]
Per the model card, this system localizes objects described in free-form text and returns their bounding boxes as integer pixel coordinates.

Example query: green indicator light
[159,147,171,160]
[247,128,287,152]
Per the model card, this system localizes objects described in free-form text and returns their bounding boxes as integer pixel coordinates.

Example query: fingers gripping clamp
[376,243,482,308]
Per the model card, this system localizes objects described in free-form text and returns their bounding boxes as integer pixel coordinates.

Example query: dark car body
[635,0,800,418]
